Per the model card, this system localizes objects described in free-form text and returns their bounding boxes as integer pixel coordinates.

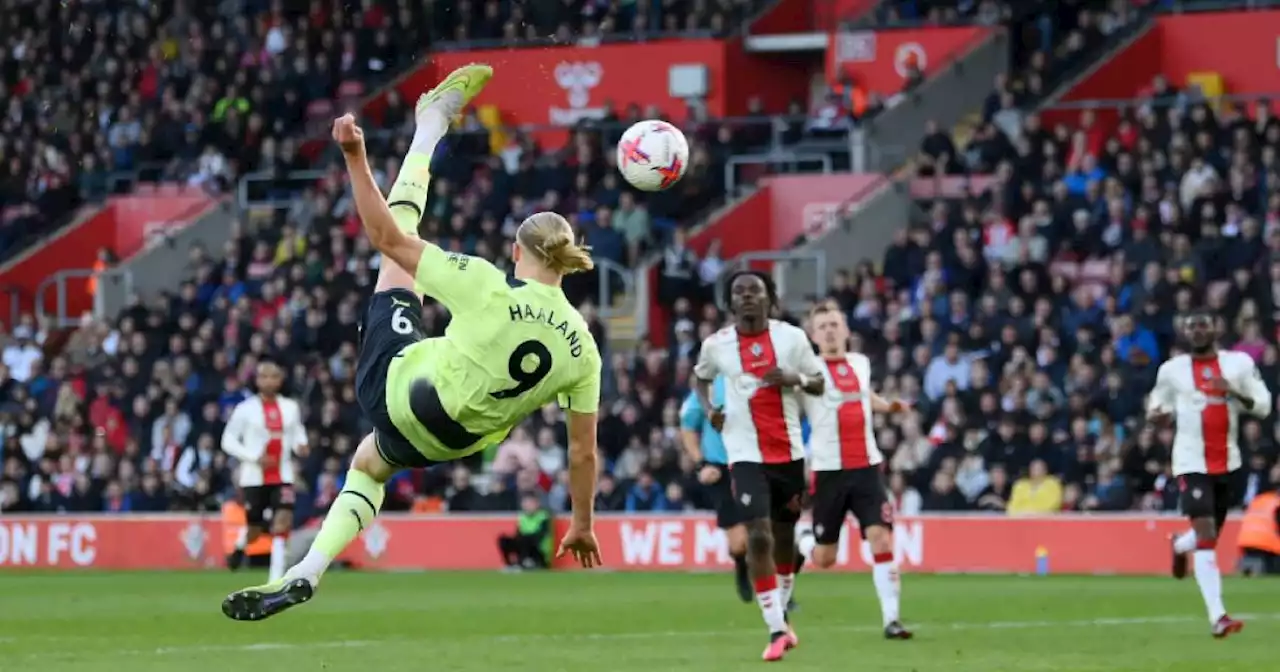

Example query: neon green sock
[386,152,433,235]
[312,469,385,560]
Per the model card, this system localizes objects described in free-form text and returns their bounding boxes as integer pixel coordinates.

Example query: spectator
[625,470,668,512]
[1008,459,1064,515]
[888,470,923,516]
[497,493,552,570]
[2,327,42,384]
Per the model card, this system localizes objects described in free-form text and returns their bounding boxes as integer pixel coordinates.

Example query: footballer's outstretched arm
[870,392,907,414]
[334,116,426,276]
[566,410,599,528]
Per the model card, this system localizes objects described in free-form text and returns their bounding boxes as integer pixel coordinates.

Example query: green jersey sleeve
[558,353,602,414]
[412,242,508,314]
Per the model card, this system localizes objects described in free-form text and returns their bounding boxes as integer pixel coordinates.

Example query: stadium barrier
[0,514,1242,574]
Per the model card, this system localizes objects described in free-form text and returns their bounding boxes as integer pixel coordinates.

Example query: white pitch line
[11,613,1277,660]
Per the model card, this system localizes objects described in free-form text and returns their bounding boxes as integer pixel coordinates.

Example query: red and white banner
[827,26,991,95]
[1045,10,1280,128]
[0,190,219,315]
[0,514,1244,575]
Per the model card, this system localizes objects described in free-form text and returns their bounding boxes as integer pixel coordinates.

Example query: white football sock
[1173,530,1197,554]
[234,527,248,551]
[797,531,817,559]
[755,580,787,634]
[269,535,288,583]
[1192,549,1226,623]
[872,558,901,626]
[285,547,333,587]
[779,573,795,609]
[411,106,451,156]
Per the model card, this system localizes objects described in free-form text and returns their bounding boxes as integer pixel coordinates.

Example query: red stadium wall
[0,514,1239,575]
[1044,10,1280,128]
[0,192,219,315]
[825,26,993,95]
[309,39,809,156]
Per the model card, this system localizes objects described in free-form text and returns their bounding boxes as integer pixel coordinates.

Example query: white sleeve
[1238,357,1272,419]
[1147,362,1176,416]
[221,402,260,462]
[694,337,719,381]
[790,327,824,378]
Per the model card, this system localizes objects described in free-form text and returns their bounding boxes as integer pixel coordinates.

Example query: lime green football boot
[416,63,493,123]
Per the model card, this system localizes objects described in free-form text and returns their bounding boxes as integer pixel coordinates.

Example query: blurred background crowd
[3,0,1279,531]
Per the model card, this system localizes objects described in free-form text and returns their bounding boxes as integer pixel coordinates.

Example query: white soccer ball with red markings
[616,120,689,192]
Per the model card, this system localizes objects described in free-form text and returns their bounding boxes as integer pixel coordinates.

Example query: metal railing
[715,251,827,314]
[0,284,20,328]
[725,153,835,197]
[35,268,134,329]
[593,258,635,319]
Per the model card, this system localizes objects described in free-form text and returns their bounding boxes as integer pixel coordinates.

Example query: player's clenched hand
[332,114,366,158]
[761,367,797,387]
[698,464,722,485]
[886,399,911,414]
[708,407,725,432]
[556,525,603,568]
[1147,409,1174,427]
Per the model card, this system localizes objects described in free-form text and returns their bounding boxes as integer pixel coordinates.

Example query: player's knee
[746,524,774,558]
[272,512,294,535]
[352,434,395,482]
[865,525,892,555]
[812,546,838,569]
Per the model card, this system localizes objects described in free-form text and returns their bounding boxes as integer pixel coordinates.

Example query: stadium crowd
[0,0,777,266]
[3,0,1276,528]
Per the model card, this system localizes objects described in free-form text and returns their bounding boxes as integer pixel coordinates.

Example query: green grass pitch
[1,571,1276,671]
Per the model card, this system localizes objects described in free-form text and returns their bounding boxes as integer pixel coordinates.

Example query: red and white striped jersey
[805,352,883,471]
[222,395,308,487]
[1147,351,1271,476]
[694,320,823,464]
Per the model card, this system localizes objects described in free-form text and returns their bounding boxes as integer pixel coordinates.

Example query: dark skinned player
[1147,308,1269,638]
[693,271,825,661]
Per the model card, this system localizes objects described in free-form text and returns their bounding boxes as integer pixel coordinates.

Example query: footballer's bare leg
[222,434,395,622]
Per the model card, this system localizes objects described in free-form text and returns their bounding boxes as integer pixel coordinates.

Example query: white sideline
[10,613,1276,659]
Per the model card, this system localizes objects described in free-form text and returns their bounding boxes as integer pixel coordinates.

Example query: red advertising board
[0,514,1241,575]
[0,191,219,316]
[827,26,991,95]
[1045,10,1280,128]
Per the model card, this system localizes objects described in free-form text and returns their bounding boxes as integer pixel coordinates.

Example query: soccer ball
[616,120,689,192]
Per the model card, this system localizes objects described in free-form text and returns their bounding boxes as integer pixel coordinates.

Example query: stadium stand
[1,0,1275,529]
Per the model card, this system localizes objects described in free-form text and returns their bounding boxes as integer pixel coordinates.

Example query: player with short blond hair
[800,301,912,639]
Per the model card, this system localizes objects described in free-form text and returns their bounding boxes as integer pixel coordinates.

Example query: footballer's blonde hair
[516,211,595,275]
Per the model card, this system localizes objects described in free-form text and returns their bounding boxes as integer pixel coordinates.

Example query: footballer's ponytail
[516,211,595,275]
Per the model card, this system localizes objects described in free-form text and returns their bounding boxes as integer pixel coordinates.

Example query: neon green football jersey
[384,243,602,461]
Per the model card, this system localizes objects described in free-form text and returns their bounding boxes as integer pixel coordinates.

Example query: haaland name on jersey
[507,302,587,358]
